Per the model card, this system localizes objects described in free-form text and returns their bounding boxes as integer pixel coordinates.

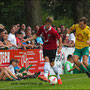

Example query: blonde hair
[45,16,54,23]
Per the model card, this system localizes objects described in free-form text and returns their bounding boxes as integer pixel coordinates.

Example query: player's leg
[44,56,50,78]
[49,49,62,85]
[50,61,62,85]
[38,49,50,82]
[82,47,90,72]
[38,56,50,82]
[73,53,90,77]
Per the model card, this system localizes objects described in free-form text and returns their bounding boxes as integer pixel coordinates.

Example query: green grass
[0,73,90,90]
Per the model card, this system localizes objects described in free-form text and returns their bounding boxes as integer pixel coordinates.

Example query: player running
[67,17,90,77]
[23,17,62,85]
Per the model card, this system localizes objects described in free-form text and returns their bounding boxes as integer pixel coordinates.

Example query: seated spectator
[0,63,19,81]
[14,59,40,78]
[3,34,17,48]
[8,26,17,46]
[64,54,73,74]
[20,24,26,36]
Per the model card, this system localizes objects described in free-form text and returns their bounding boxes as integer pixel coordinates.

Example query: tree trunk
[72,0,90,23]
[25,0,42,28]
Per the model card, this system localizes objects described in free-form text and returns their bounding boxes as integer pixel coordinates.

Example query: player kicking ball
[23,17,62,85]
[67,17,90,77]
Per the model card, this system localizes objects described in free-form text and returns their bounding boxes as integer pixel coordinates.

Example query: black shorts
[43,49,57,62]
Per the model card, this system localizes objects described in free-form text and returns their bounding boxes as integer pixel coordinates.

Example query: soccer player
[67,17,90,77]
[23,17,62,85]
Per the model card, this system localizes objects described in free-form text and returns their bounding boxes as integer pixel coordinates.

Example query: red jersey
[36,25,60,50]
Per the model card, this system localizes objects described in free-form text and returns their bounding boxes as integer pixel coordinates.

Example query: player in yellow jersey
[67,17,90,77]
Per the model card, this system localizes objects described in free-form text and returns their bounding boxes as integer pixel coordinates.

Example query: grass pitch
[0,73,90,90]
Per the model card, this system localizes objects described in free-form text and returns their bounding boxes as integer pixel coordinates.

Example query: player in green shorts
[67,17,90,77]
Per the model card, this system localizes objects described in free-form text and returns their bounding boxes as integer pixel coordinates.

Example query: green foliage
[0,0,25,30]
[53,17,74,28]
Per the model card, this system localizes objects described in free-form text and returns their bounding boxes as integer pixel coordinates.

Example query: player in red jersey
[23,17,62,85]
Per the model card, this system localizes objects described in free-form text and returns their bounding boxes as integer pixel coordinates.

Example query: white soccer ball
[49,76,57,85]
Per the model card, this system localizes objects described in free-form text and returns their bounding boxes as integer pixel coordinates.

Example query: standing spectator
[57,27,61,34]
[8,26,17,46]
[0,29,5,42]
[26,26,32,32]
[69,30,76,44]
[32,25,40,35]
[20,24,26,36]
[60,25,65,34]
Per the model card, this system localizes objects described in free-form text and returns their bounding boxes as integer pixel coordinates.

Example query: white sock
[44,62,50,78]
[52,65,60,79]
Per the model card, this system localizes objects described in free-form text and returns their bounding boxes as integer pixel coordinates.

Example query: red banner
[0,49,44,74]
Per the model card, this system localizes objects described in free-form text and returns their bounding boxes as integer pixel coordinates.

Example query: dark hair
[45,16,54,23]
[67,54,73,60]
[16,30,23,35]
[78,17,88,24]
[0,29,5,33]
[15,59,19,63]
[10,59,17,64]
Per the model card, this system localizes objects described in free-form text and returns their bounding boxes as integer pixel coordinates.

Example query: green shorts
[73,47,89,58]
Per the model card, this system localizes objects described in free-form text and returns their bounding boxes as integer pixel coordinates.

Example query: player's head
[10,59,18,67]
[78,17,88,29]
[67,54,73,63]
[45,16,54,30]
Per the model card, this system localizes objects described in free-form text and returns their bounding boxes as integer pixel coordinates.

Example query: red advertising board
[0,49,44,74]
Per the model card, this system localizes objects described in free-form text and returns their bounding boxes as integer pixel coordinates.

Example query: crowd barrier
[0,47,90,75]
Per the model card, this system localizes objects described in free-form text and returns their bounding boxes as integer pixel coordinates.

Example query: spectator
[53,25,57,30]
[0,24,5,29]
[0,29,5,42]
[32,25,40,35]
[60,25,65,34]
[20,24,26,36]
[26,26,32,32]
[57,27,61,34]
[64,54,73,74]
[69,30,76,44]
[3,34,16,48]
[24,29,34,45]
[0,66,18,81]
[8,26,17,46]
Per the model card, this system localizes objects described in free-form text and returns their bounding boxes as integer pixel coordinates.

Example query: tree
[25,0,42,28]
[72,0,90,23]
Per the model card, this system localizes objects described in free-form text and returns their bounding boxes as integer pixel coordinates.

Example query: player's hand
[21,39,26,43]
[87,40,90,45]
[58,48,61,54]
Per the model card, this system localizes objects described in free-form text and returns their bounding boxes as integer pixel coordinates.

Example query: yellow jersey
[70,24,90,49]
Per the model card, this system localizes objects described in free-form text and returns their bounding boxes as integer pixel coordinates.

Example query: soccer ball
[49,76,57,85]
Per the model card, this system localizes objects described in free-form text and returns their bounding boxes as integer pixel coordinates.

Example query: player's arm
[67,24,76,36]
[87,29,90,45]
[58,36,62,54]
[23,34,38,42]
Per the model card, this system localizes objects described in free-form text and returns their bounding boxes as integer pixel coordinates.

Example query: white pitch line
[0,76,88,90]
